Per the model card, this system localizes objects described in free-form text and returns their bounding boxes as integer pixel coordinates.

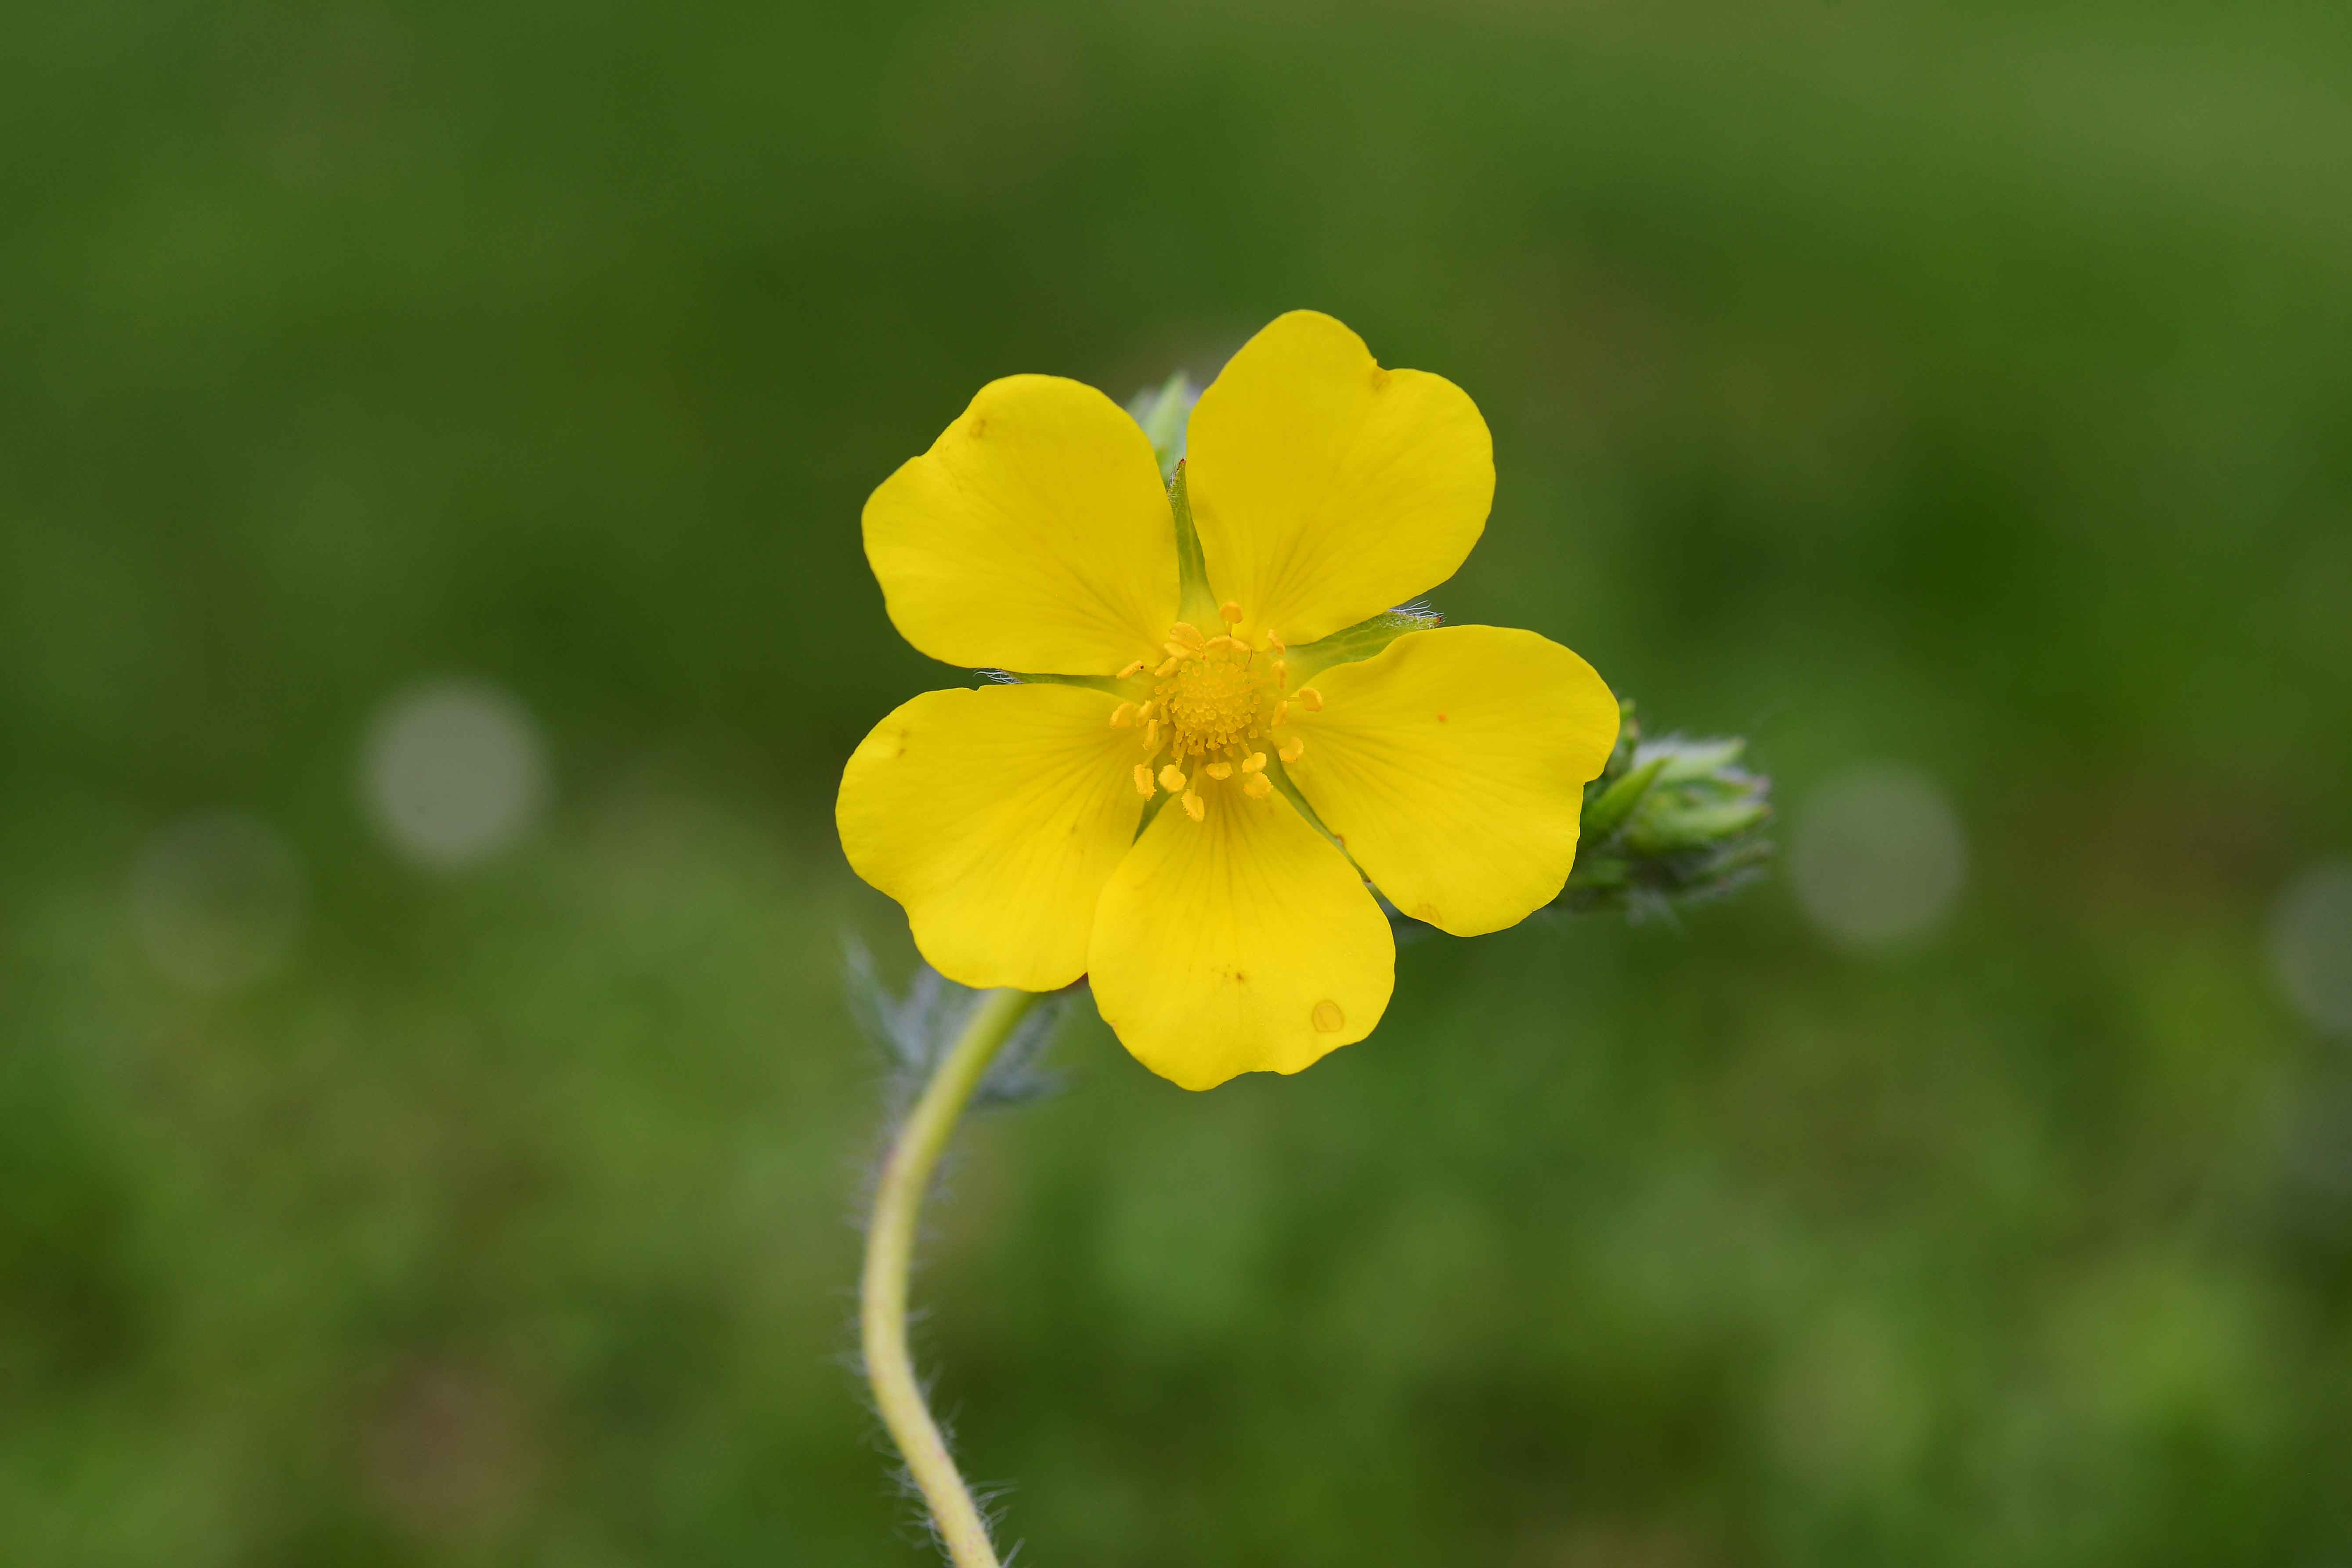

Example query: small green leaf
[1625,796,1771,853]
[1582,754,1670,839]
[1632,737,1745,784]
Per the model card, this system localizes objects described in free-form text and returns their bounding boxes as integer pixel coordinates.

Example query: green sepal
[1637,736,1747,784]
[1166,461,1222,628]
[1580,754,1670,839]
[1284,604,1445,683]
[1623,795,1771,854]
[1128,370,1196,482]
[999,671,1126,694]
[1263,755,1346,855]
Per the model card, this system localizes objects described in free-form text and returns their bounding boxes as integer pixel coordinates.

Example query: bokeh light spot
[362,680,548,868]
[129,812,304,991]
[2269,859,2352,1037]
[1791,764,1968,950]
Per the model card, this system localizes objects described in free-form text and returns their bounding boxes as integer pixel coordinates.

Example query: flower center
[1156,642,1271,759]
[1108,607,1318,823]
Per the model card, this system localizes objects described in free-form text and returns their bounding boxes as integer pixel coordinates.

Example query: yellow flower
[837,311,1619,1090]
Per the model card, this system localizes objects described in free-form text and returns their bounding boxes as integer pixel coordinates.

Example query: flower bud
[1554,702,1774,918]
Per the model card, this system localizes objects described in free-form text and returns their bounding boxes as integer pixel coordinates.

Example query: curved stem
[860,986,1043,1568]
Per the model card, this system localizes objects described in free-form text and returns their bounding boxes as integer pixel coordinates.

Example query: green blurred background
[7,2,2352,1563]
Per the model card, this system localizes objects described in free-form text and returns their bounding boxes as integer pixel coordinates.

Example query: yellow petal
[863,375,1178,673]
[1087,786,1395,1091]
[1285,625,1619,937]
[837,683,1144,990]
[1185,311,1492,645]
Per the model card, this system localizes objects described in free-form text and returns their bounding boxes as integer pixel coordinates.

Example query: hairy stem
[861,986,1043,1567]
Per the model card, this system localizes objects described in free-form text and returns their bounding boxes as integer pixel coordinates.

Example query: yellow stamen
[1181,791,1205,822]
[1295,686,1324,712]
[1241,752,1266,774]
[1136,623,1285,780]
[1142,719,1160,751]
[1272,700,1288,726]
[1109,702,1137,728]
[1116,658,1147,681]
[1266,629,1286,653]
[1218,601,1244,625]
[1205,761,1233,780]
[1243,773,1273,800]
[1159,764,1187,793]
[1279,737,1306,763]
[1272,659,1289,689]
[1133,764,1155,796]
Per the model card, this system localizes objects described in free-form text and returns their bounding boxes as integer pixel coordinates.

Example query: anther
[1116,658,1148,680]
[1295,687,1323,711]
[1170,622,1206,650]
[1272,701,1288,726]
[1279,737,1307,763]
[1182,791,1205,822]
[1241,752,1266,774]
[1159,764,1187,793]
[1134,764,1155,797]
[1142,719,1160,751]
[1272,659,1289,689]
[1205,761,1233,780]
[1243,773,1273,800]
[1110,702,1136,728]
[1154,655,1182,678]
[1266,629,1286,653]
[1218,601,1244,625]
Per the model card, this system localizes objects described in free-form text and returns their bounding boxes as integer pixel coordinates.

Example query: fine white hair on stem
[856,983,1047,1568]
